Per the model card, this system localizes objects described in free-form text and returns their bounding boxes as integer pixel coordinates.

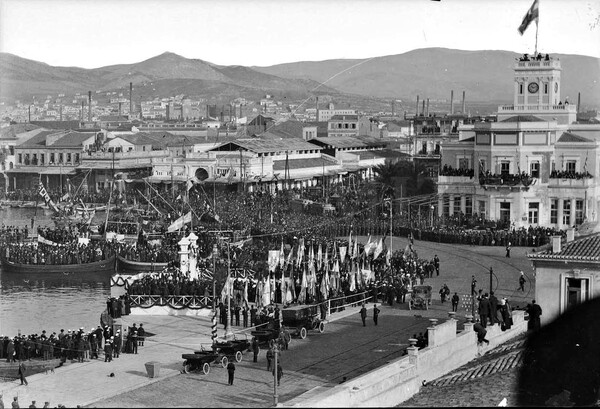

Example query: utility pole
[273,342,280,406]
[212,243,218,312]
[225,241,233,339]
[489,267,493,296]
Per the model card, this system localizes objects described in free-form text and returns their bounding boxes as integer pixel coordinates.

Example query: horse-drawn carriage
[408,285,432,310]
[181,338,251,375]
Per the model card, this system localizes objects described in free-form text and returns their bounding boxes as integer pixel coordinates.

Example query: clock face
[554,82,558,92]
[528,82,539,94]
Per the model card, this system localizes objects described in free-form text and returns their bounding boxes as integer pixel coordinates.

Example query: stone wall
[285,311,527,408]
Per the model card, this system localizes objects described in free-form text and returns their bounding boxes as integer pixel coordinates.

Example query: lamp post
[385,198,392,254]
[212,243,218,312]
[273,342,280,406]
[430,203,435,228]
[225,240,233,340]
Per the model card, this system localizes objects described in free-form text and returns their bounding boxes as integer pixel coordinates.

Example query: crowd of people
[2,241,114,265]
[549,170,593,179]
[438,165,474,178]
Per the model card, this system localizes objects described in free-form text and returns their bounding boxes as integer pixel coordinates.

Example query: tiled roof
[30,120,82,130]
[329,115,359,121]
[273,156,338,171]
[528,233,600,261]
[113,133,161,146]
[265,120,305,139]
[247,115,274,126]
[17,130,66,148]
[0,123,40,139]
[51,131,96,148]
[211,138,322,154]
[308,136,387,149]
[500,115,544,123]
[556,131,593,143]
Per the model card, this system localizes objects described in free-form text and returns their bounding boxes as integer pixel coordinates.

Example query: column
[187,232,199,280]
[178,236,191,275]
[438,197,443,218]
[461,196,466,215]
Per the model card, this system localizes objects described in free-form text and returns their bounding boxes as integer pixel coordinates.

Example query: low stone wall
[285,311,527,407]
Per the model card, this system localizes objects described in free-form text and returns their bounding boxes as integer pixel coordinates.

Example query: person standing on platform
[519,271,526,292]
[242,305,249,328]
[131,331,138,354]
[137,324,145,347]
[18,361,28,385]
[478,293,491,328]
[104,339,112,362]
[252,337,259,363]
[373,304,380,326]
[451,292,459,312]
[226,361,236,386]
[360,304,367,327]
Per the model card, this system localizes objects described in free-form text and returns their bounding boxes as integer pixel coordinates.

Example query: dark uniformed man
[252,337,259,362]
[227,361,236,385]
[373,304,380,326]
[360,304,367,327]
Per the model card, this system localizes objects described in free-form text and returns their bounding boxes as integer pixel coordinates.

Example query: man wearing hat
[28,401,35,409]
[42,403,50,409]
[95,326,103,349]
[104,338,113,362]
[113,331,121,359]
[11,396,18,409]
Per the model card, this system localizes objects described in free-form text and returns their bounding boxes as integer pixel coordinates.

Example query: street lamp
[273,341,281,405]
[384,198,393,254]
[225,240,233,340]
[212,243,218,312]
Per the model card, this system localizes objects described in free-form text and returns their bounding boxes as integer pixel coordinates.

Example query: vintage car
[408,285,432,310]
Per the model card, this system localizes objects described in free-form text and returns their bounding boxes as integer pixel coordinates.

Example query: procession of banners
[220,233,392,308]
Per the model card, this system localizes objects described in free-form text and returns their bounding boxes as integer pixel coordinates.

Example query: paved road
[0,237,533,408]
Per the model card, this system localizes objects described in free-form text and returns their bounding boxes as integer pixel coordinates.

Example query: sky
[0,0,598,69]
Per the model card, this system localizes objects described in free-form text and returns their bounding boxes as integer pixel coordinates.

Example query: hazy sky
[0,0,598,68]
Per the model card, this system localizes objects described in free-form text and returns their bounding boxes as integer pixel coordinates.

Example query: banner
[339,246,347,262]
[167,211,192,233]
[38,182,60,213]
[268,250,280,272]
[37,235,57,246]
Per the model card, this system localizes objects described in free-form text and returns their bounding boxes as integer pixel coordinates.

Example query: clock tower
[498,54,576,124]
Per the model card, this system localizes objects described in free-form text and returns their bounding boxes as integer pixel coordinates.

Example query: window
[75,153,80,164]
[530,161,540,178]
[344,123,348,129]
[453,196,461,215]
[519,83,524,94]
[24,154,30,165]
[59,153,64,164]
[500,161,510,175]
[478,201,486,217]
[50,153,55,164]
[479,159,487,173]
[458,158,469,170]
[66,153,71,163]
[465,196,473,216]
[575,199,584,225]
[565,160,576,173]
[528,202,539,224]
[443,195,450,216]
[40,154,45,165]
[544,83,549,94]
[32,154,37,165]
[18,154,22,164]
[551,161,555,172]
[564,277,590,312]
[550,199,558,224]
[351,124,356,129]
[563,199,571,225]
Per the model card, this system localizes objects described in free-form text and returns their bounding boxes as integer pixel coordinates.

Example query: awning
[6,167,76,175]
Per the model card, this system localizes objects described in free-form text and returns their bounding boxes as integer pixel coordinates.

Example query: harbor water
[0,207,111,336]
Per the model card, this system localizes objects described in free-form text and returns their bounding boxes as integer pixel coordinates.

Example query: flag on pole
[348,231,353,258]
[296,238,305,268]
[167,211,192,232]
[317,243,323,269]
[352,239,358,260]
[518,0,539,35]
[279,241,285,268]
[298,265,307,303]
[373,238,384,260]
[386,247,392,266]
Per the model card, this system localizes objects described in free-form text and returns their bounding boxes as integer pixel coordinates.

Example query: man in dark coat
[526,299,543,331]
[250,305,257,327]
[360,304,367,327]
[488,291,499,325]
[226,361,236,385]
[137,324,145,346]
[252,337,259,363]
[18,361,28,385]
[478,293,491,328]
[373,304,380,326]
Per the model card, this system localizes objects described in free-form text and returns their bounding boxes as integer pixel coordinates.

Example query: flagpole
[535,20,538,55]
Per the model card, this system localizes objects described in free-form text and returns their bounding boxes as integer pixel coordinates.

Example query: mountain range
[1,48,599,109]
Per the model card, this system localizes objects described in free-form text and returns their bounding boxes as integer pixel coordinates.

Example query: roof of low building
[528,233,600,261]
[210,138,322,154]
[17,130,94,148]
[0,123,40,139]
[30,120,82,130]
[556,132,592,143]
[329,114,359,121]
[308,136,387,149]
[273,156,338,171]
[500,115,545,123]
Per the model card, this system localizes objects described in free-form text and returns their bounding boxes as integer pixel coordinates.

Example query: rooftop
[210,138,322,154]
[500,115,545,123]
[556,131,592,143]
[528,233,600,262]
[308,136,387,149]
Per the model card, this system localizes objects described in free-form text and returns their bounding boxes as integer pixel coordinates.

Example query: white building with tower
[438,53,600,230]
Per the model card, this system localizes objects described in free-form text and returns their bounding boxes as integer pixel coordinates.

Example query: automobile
[408,285,432,310]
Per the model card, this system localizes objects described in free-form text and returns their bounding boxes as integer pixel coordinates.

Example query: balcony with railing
[478,171,535,190]
[437,166,475,184]
[548,171,594,188]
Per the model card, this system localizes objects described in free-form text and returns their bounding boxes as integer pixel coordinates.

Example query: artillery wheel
[183,362,191,374]
[221,356,228,368]
[300,327,307,339]
[202,362,210,375]
[318,321,325,333]
[235,351,243,362]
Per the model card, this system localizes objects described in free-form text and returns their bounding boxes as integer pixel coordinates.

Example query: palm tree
[372,161,398,199]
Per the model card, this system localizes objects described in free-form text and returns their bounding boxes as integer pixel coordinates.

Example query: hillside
[0,52,337,103]
[253,48,600,106]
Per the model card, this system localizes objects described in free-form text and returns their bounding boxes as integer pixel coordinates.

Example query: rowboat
[117,254,169,273]
[0,255,116,275]
[0,358,61,379]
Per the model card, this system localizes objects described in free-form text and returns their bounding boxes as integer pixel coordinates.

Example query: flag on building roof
[518,0,539,35]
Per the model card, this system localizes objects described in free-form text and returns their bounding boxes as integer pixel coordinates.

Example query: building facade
[438,54,600,229]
